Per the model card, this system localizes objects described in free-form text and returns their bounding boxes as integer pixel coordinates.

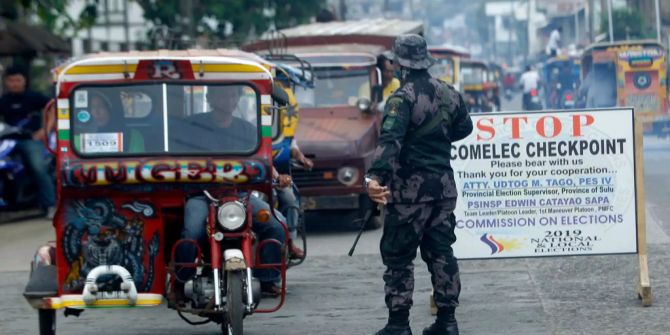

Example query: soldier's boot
[423,308,458,335]
[373,324,412,335]
[373,310,412,335]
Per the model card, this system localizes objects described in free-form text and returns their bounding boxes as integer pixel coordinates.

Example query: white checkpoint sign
[451,109,637,259]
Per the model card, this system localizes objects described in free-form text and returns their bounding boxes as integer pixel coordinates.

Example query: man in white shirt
[546,27,562,57]
[519,65,541,110]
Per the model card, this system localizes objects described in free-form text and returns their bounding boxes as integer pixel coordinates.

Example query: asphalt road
[2,96,670,334]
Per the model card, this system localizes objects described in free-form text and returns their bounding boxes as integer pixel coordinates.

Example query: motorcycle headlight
[217,201,246,231]
[337,166,360,186]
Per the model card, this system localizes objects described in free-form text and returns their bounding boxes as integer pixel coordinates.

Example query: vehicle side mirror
[272,83,289,106]
[371,84,383,103]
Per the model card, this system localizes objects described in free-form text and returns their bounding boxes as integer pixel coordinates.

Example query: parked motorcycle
[0,122,52,209]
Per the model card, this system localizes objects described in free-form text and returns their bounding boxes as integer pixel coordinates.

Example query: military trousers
[380,199,461,312]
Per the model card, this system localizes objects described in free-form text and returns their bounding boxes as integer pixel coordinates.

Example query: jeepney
[460,59,499,112]
[581,40,668,133]
[428,45,471,92]
[244,19,424,228]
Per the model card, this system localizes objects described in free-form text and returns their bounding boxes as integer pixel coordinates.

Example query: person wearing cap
[364,34,473,335]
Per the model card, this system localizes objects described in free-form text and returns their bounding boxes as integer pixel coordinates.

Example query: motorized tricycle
[23,49,292,335]
[541,55,581,109]
[461,59,499,112]
[428,45,471,92]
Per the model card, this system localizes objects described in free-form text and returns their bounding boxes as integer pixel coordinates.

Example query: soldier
[365,34,473,335]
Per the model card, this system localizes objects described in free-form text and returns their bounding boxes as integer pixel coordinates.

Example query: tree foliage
[601,7,653,41]
[136,0,325,47]
[0,0,98,36]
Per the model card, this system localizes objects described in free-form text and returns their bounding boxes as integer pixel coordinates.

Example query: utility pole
[339,0,347,20]
[587,0,596,43]
[180,0,195,47]
[526,0,535,63]
[104,0,111,50]
[654,0,661,43]
[123,0,130,51]
[575,8,580,46]
[607,0,613,42]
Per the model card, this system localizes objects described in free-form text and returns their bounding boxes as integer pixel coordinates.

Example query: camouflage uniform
[367,35,473,324]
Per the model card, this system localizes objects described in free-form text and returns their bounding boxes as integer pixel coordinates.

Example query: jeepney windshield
[461,66,486,85]
[70,83,259,156]
[428,58,455,83]
[294,67,371,108]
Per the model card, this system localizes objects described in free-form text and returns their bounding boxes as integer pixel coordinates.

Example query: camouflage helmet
[389,34,436,70]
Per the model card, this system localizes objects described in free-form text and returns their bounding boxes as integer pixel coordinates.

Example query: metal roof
[428,45,471,58]
[69,48,269,63]
[583,39,666,53]
[296,53,376,67]
[461,59,488,67]
[270,19,423,39]
[276,43,387,55]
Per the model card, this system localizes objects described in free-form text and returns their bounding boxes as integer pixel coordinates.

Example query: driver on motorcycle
[519,65,541,110]
[176,191,288,298]
[174,85,287,298]
[0,65,55,218]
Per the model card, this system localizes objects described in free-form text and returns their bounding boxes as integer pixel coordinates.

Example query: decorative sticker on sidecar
[60,198,160,293]
[62,159,267,186]
[122,201,156,218]
[74,90,88,108]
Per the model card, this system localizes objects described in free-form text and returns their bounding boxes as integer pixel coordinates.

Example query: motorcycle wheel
[223,271,245,335]
[38,309,56,335]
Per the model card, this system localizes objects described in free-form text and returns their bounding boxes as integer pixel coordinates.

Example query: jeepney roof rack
[583,39,666,53]
[261,29,289,57]
[147,25,183,50]
[259,28,315,87]
[263,53,315,89]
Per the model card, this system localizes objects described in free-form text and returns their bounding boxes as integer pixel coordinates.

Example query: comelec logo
[480,233,505,255]
[480,233,524,255]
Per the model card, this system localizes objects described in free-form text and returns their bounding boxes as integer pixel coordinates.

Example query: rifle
[348,204,382,256]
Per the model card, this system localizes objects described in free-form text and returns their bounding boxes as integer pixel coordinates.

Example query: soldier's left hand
[367,180,390,205]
